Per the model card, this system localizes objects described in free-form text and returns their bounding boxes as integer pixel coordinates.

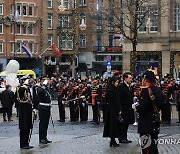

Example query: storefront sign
[59,62,71,66]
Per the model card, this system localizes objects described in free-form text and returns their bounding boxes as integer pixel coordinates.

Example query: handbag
[117,114,124,123]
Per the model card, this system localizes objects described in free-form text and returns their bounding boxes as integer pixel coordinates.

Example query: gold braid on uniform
[16,86,31,104]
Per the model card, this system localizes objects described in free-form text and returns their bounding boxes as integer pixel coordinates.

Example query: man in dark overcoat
[1,85,14,121]
[136,70,164,154]
[118,72,135,143]
[17,85,33,149]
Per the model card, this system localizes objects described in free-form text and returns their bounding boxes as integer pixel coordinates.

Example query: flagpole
[39,43,54,57]
[10,47,21,57]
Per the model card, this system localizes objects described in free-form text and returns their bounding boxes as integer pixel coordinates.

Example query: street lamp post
[58,0,86,78]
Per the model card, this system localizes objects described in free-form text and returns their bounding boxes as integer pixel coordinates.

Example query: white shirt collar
[124,81,129,87]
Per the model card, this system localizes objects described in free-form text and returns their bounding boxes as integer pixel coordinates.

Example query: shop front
[131,51,162,77]
[170,51,180,78]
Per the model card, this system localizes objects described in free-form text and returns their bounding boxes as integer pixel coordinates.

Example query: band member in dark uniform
[17,85,33,149]
[37,78,52,144]
[176,83,180,123]
[58,81,67,122]
[118,72,135,143]
[101,80,108,122]
[69,82,78,121]
[91,79,99,124]
[135,70,164,154]
[161,74,174,124]
[79,83,88,121]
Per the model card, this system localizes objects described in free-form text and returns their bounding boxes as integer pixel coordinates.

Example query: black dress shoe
[119,139,130,144]
[45,139,52,143]
[126,139,132,143]
[58,119,65,122]
[20,145,33,149]
[39,140,48,144]
[110,141,119,147]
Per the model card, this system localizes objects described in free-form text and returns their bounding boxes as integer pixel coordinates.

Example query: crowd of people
[0,71,180,152]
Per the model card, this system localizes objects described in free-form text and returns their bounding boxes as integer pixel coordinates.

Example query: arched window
[79,12,86,24]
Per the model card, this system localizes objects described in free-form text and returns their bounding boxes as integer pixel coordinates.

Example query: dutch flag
[22,44,32,58]
[113,33,121,40]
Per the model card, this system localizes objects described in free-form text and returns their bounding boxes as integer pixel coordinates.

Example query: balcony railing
[93,46,122,52]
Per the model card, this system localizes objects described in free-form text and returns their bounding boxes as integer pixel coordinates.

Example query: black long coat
[136,86,164,134]
[103,86,122,138]
[1,90,14,108]
[17,87,33,129]
[119,82,135,124]
[19,103,33,129]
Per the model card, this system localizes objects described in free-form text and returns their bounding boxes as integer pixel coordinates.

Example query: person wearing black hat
[37,77,52,144]
[135,70,164,154]
[16,85,34,149]
[161,74,174,124]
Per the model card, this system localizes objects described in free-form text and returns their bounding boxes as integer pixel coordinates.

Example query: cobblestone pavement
[0,101,179,154]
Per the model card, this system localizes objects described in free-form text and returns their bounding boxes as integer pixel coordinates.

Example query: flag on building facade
[113,32,121,39]
[51,44,62,57]
[21,44,32,58]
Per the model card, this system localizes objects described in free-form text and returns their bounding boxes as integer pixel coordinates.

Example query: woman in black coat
[103,76,122,147]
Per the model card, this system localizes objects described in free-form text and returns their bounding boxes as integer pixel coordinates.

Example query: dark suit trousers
[119,123,129,140]
[3,108,12,119]
[58,100,65,120]
[20,129,30,147]
[39,109,50,140]
[92,104,98,122]
[161,103,171,122]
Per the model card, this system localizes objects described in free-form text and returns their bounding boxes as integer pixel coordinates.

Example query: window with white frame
[175,3,180,31]
[23,24,28,34]
[79,34,86,48]
[97,0,103,11]
[10,4,14,15]
[48,0,52,8]
[17,24,21,34]
[29,42,34,53]
[10,42,14,53]
[22,5,27,16]
[36,6,38,16]
[59,0,69,9]
[64,0,69,9]
[29,25,34,35]
[0,23,3,34]
[108,14,114,30]
[29,5,34,16]
[17,42,21,53]
[80,13,86,25]
[59,16,69,28]
[138,6,146,33]
[48,34,53,47]
[96,15,102,30]
[149,5,158,32]
[36,43,38,53]
[0,42,3,53]
[61,34,73,50]
[79,0,86,6]
[11,25,14,34]
[48,14,53,29]
[0,4,3,15]
[17,4,21,16]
